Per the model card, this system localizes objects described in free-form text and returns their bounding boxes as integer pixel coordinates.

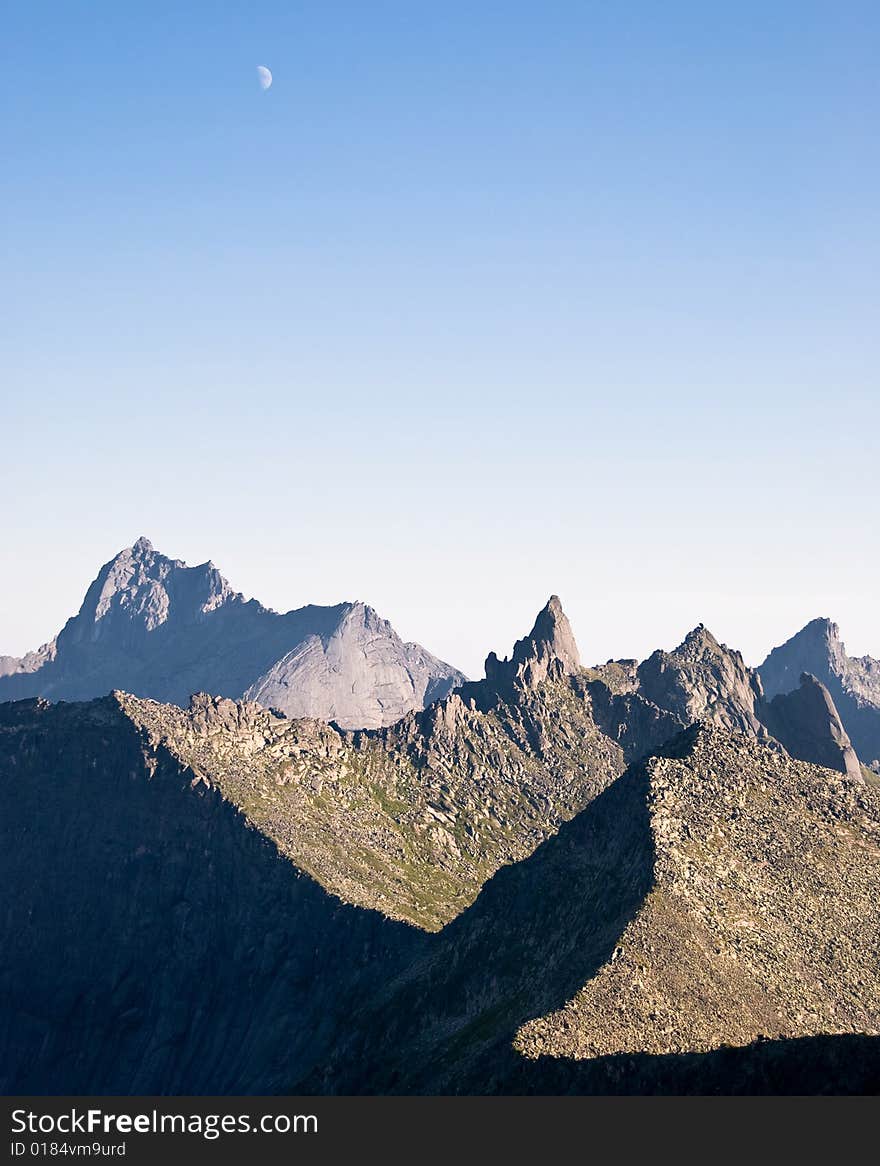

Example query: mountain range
[0,538,465,729]
[1,544,879,1094]
[3,538,879,768]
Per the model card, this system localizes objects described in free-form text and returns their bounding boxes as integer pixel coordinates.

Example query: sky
[1,1,878,678]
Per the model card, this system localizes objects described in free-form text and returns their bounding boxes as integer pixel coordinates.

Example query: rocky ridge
[303,724,879,1093]
[74,602,872,929]
[514,725,879,1067]
[120,598,624,930]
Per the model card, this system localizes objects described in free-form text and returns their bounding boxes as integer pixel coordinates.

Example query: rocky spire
[481,596,581,698]
[760,672,862,780]
[513,595,581,673]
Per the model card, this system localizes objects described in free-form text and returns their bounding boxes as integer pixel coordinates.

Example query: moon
[257,65,272,91]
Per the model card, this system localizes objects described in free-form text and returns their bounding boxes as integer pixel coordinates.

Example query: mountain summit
[0,539,465,729]
[482,595,581,697]
[635,623,765,735]
[759,618,880,763]
[62,536,236,643]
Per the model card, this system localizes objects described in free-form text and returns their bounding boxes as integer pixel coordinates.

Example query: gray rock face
[469,595,581,706]
[759,619,880,763]
[635,624,766,736]
[243,602,465,728]
[581,680,685,764]
[0,538,464,729]
[760,673,863,780]
[589,624,864,777]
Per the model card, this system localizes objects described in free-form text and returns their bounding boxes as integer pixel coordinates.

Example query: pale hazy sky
[2,2,878,678]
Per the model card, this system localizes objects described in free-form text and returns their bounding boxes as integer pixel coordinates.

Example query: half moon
[257,65,272,90]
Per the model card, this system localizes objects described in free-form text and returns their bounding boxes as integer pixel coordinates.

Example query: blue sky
[2,1,878,676]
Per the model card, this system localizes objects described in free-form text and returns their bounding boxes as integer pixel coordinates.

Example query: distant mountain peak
[759,617,880,761]
[759,617,848,699]
[0,539,465,730]
[75,538,238,636]
[336,600,392,637]
[799,616,840,642]
[678,624,724,655]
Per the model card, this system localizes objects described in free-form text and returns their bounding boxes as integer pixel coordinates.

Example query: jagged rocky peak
[759,617,880,763]
[759,615,880,703]
[521,595,581,671]
[69,536,237,643]
[636,623,764,734]
[332,600,407,645]
[761,672,863,780]
[484,596,581,695]
[802,616,841,642]
[341,600,388,631]
[759,617,846,699]
[0,538,465,729]
[671,623,737,663]
[185,691,287,738]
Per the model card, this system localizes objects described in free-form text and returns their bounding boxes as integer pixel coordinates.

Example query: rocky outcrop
[462,596,581,708]
[759,618,880,764]
[636,624,766,735]
[760,673,862,780]
[0,538,464,729]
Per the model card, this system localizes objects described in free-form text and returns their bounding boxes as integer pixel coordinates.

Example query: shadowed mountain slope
[513,727,879,1070]
[761,672,862,780]
[0,696,425,1094]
